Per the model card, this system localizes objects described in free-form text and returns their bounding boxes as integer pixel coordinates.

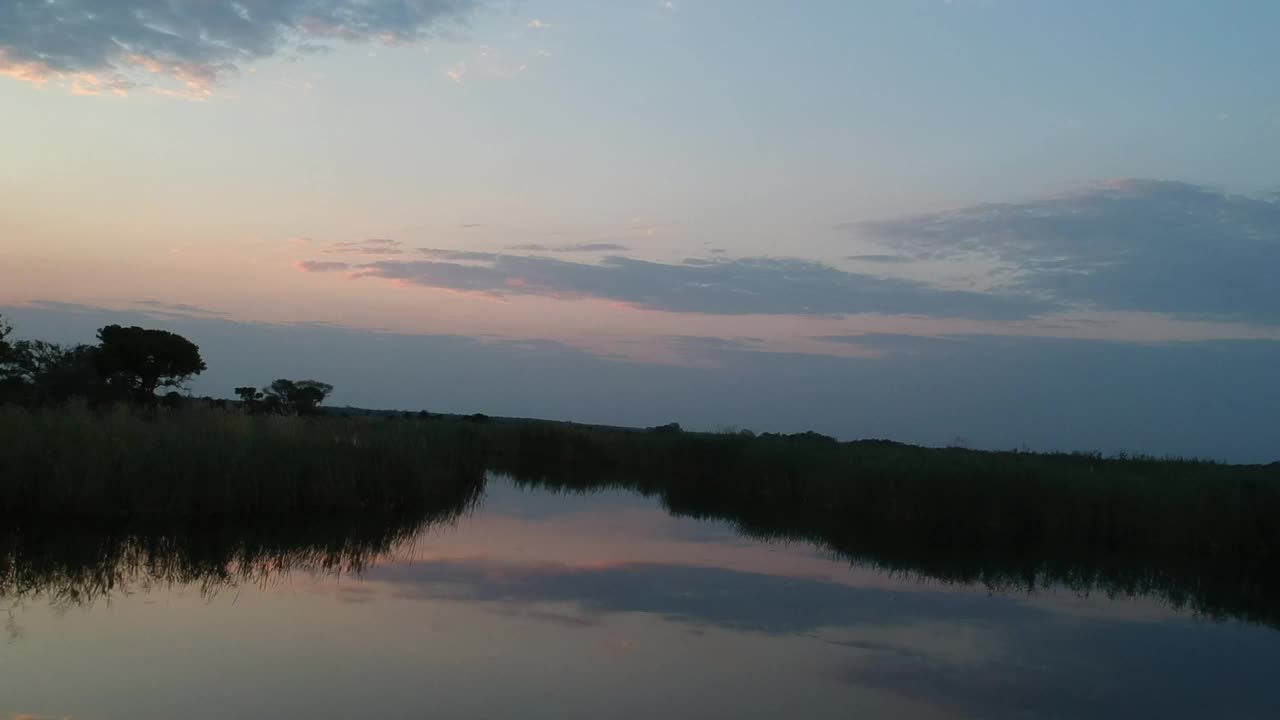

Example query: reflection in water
[2,519,404,608]
[353,548,1280,720]
[3,465,1278,628]
[3,473,1280,719]
[365,558,1050,633]
[490,434,1280,631]
[658,488,1280,630]
[0,477,485,607]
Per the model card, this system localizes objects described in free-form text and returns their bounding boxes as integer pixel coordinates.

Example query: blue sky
[1,1,1278,460]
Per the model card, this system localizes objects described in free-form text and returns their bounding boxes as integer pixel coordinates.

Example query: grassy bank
[486,420,1280,563]
[0,404,486,518]
[2,404,1278,626]
[486,420,1280,626]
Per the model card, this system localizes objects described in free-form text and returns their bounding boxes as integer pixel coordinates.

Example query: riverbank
[3,403,1277,626]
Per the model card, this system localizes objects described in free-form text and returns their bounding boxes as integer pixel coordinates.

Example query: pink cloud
[0,51,54,86]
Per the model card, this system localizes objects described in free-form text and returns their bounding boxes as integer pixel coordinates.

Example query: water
[3,477,1279,719]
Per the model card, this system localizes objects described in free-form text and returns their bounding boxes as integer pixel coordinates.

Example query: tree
[234,386,264,408]
[0,314,22,403]
[1,339,108,405]
[263,379,333,415]
[4,339,71,385]
[94,325,206,401]
[0,314,12,364]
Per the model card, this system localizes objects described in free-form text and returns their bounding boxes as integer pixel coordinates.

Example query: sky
[1,0,1278,461]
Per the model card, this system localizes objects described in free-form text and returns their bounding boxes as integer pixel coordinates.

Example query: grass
[486,421,1280,626]
[0,403,486,518]
[485,420,1280,567]
[1,403,1278,626]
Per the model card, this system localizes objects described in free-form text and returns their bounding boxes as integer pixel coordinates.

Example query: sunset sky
[3,1,1278,460]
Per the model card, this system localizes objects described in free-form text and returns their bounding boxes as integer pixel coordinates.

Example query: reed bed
[2,404,1278,626]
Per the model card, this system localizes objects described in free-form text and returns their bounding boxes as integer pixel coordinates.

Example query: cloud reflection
[365,558,1049,634]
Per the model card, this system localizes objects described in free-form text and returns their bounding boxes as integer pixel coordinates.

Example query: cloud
[846,254,913,264]
[324,238,404,256]
[417,248,499,261]
[667,335,765,353]
[297,251,1053,319]
[0,0,478,96]
[134,299,224,317]
[507,242,631,253]
[68,72,134,96]
[295,43,335,56]
[857,179,1280,324]
[296,260,352,273]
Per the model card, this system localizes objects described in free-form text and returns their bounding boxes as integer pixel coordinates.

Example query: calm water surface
[3,477,1279,719]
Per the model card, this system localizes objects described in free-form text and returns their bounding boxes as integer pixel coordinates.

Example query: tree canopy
[0,315,17,401]
[0,314,12,364]
[235,379,335,415]
[234,386,263,404]
[1,317,339,416]
[94,325,206,400]
[1,317,109,405]
[264,379,334,415]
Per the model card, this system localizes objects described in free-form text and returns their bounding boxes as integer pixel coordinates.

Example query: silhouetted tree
[234,385,264,411]
[262,379,333,415]
[788,430,838,444]
[0,334,109,406]
[35,344,112,405]
[0,315,23,404]
[4,339,70,385]
[0,314,12,364]
[94,325,206,402]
